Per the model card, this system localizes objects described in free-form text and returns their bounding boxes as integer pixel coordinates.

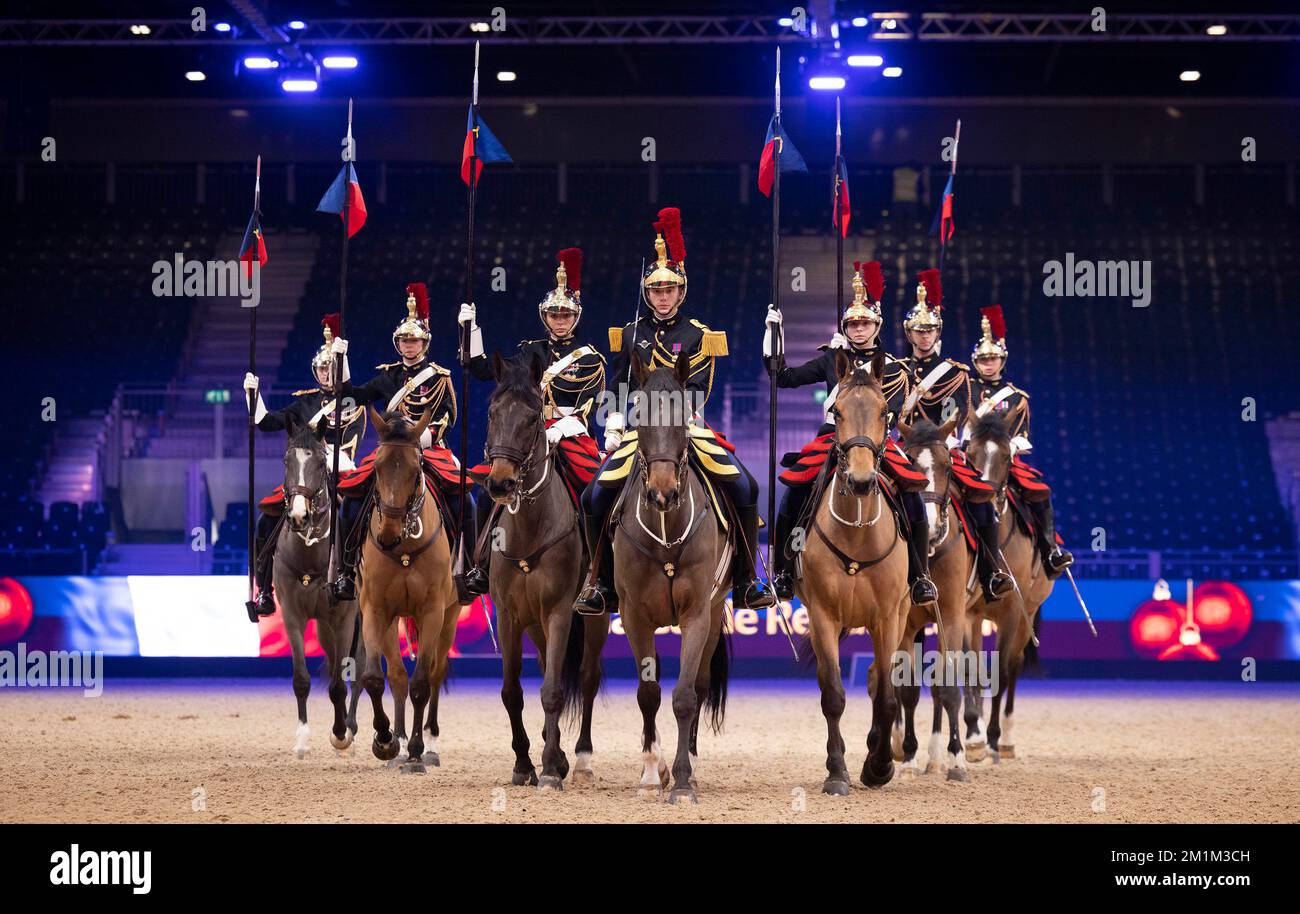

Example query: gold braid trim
[699,330,728,357]
[608,327,623,352]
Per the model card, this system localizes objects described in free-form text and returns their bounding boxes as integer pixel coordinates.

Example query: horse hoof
[330,731,353,751]
[989,749,1000,765]
[570,767,595,786]
[860,760,894,789]
[898,763,918,781]
[924,761,942,775]
[965,741,987,763]
[946,767,971,783]
[636,787,662,800]
[294,747,308,760]
[666,787,698,805]
[421,751,440,767]
[372,735,400,762]
[399,761,427,775]
[538,775,564,792]
[512,769,538,787]
[822,778,850,796]
[1000,744,1016,759]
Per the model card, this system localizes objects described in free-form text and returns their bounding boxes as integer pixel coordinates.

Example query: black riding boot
[574,511,617,615]
[331,496,362,602]
[249,512,278,621]
[902,491,938,606]
[732,502,775,609]
[462,494,495,597]
[973,510,1014,602]
[771,485,810,602]
[451,491,478,605]
[1029,497,1073,578]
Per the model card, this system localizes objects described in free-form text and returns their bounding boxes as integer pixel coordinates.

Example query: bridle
[910,440,954,550]
[283,450,331,546]
[829,431,885,528]
[484,415,550,515]
[634,434,698,549]
[370,442,429,547]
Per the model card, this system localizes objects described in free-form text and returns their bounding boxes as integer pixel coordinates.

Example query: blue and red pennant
[238,210,267,279]
[931,174,955,245]
[461,105,513,186]
[316,162,367,238]
[833,157,851,237]
[757,115,807,198]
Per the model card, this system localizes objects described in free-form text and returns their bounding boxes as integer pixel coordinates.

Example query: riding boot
[462,494,494,597]
[973,512,1014,602]
[732,502,776,609]
[250,512,278,620]
[771,485,810,602]
[574,511,617,615]
[330,496,361,602]
[902,491,938,605]
[1029,497,1073,578]
[452,490,477,605]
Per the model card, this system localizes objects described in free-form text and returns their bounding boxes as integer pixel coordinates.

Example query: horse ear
[491,350,505,382]
[369,404,388,438]
[413,407,433,441]
[939,415,959,439]
[529,349,546,387]
[833,349,852,383]
[630,346,648,388]
[871,350,886,381]
[284,412,296,439]
[674,350,691,390]
[896,418,912,440]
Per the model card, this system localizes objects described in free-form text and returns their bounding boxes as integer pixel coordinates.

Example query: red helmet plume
[556,247,582,293]
[656,207,686,264]
[861,261,884,302]
[406,282,429,321]
[321,312,341,339]
[917,268,942,310]
[981,304,1006,341]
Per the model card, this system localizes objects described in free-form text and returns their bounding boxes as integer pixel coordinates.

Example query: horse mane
[490,352,544,411]
[288,422,324,452]
[969,411,1010,445]
[904,417,946,449]
[641,363,680,393]
[840,365,883,394]
[378,409,422,443]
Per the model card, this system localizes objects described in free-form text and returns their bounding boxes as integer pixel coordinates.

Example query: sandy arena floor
[1,677,1296,823]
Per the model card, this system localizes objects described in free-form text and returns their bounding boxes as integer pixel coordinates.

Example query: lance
[326,99,355,588]
[766,47,782,580]
[244,155,262,623]
[833,96,844,327]
[937,118,960,277]
[1063,567,1098,637]
[460,42,497,650]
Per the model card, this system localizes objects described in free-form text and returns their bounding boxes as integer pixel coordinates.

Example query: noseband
[372,443,427,544]
[283,463,331,546]
[485,417,549,514]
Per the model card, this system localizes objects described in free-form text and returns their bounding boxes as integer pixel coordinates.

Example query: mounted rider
[896,269,1014,602]
[574,207,775,614]
[243,313,364,616]
[765,261,937,606]
[460,246,607,597]
[969,304,1073,577]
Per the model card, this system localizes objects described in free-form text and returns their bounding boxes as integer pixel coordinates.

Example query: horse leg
[986,613,1019,763]
[382,622,410,766]
[861,611,901,788]
[935,607,970,782]
[807,611,849,795]
[894,624,923,778]
[421,600,460,767]
[666,612,712,804]
[538,607,574,790]
[623,617,667,796]
[400,612,437,774]
[283,607,313,759]
[997,624,1028,761]
[495,606,534,785]
[361,611,399,762]
[572,613,607,786]
[963,624,988,761]
[320,611,354,752]
[345,616,364,737]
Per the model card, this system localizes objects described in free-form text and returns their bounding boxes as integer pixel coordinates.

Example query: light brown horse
[358,406,461,772]
[892,415,974,782]
[961,408,1055,763]
[797,350,911,794]
[482,351,607,790]
[614,350,731,804]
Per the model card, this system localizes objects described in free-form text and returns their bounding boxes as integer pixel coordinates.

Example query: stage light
[244,56,280,70]
[185,71,206,82]
[809,76,846,91]
[1206,24,1227,36]
[847,55,884,67]
[881,19,897,30]
[130,24,151,36]
[214,22,232,33]
[1180,70,1201,82]
[287,20,307,30]
[470,22,490,32]
[281,76,319,93]
[778,17,793,27]
[322,56,358,70]
[883,66,903,78]
[852,17,868,27]
[497,71,517,82]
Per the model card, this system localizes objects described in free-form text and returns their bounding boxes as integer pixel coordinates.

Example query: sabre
[1063,566,1098,637]
[994,545,1039,648]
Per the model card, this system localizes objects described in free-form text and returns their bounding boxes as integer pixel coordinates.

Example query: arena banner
[1,575,1296,663]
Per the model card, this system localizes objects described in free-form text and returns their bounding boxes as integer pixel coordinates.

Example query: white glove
[547,414,586,445]
[762,306,784,358]
[1010,435,1032,455]
[603,411,625,453]
[243,372,259,393]
[330,337,348,355]
[244,373,267,423]
[458,302,477,326]
[418,427,433,450]
[458,303,484,359]
[829,332,849,350]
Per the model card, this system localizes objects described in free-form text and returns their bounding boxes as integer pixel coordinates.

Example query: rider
[764,261,937,606]
[460,246,607,597]
[969,305,1074,577]
[897,269,1013,602]
[574,207,774,614]
[330,282,474,602]
[242,314,363,617]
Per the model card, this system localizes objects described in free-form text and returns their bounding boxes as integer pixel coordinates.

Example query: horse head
[898,414,959,546]
[965,410,1013,498]
[368,405,431,549]
[831,349,889,496]
[283,415,330,532]
[631,346,692,512]
[484,350,546,504]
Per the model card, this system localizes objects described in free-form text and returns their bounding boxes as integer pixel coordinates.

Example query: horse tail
[560,612,585,724]
[703,630,732,734]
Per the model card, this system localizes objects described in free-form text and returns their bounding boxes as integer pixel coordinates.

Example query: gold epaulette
[608,326,623,352]
[291,388,321,397]
[375,361,401,370]
[947,359,971,372]
[1014,385,1030,399]
[431,362,451,376]
[690,319,728,357]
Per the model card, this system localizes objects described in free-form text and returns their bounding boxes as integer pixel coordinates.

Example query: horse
[961,407,1055,763]
[613,349,731,804]
[271,417,362,758]
[797,350,911,794]
[357,406,460,772]
[892,415,974,782]
[481,350,607,790]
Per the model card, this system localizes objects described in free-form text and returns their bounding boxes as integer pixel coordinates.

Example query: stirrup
[733,579,776,609]
[462,565,490,596]
[1045,548,1073,577]
[910,575,938,606]
[574,582,616,616]
[248,590,276,622]
[982,571,1014,602]
[772,571,795,602]
[331,573,357,602]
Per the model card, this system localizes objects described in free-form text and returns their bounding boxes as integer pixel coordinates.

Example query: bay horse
[961,407,1055,763]
[482,350,607,790]
[614,349,731,804]
[892,416,973,782]
[358,406,460,772]
[797,350,910,794]
[273,418,361,758]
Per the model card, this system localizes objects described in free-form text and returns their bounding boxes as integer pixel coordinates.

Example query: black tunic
[256,388,365,462]
[605,309,728,422]
[896,351,973,427]
[346,358,457,446]
[770,343,910,435]
[470,335,607,430]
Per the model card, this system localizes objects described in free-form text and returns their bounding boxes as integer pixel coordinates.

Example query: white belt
[387,366,437,414]
[975,385,1016,418]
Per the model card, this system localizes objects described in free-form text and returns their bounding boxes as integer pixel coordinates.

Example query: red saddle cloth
[469,422,603,511]
[1010,454,1051,497]
[778,432,926,491]
[340,445,471,495]
[948,447,997,501]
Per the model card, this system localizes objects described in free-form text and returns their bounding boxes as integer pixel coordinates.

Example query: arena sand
[1,678,1296,824]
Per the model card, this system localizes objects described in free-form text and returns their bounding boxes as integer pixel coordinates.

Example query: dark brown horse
[482,350,607,790]
[358,406,460,772]
[614,350,730,803]
[797,351,910,794]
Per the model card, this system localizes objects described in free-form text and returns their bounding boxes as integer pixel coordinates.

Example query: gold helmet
[903,268,944,333]
[641,206,687,307]
[311,313,341,385]
[539,247,583,333]
[972,304,1009,362]
[392,281,431,358]
[842,260,884,327]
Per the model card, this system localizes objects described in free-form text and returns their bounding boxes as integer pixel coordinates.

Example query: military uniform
[575,207,773,613]
[764,261,936,605]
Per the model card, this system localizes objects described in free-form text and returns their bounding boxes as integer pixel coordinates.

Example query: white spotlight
[1179,70,1201,82]
[883,66,903,78]
[185,71,206,82]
